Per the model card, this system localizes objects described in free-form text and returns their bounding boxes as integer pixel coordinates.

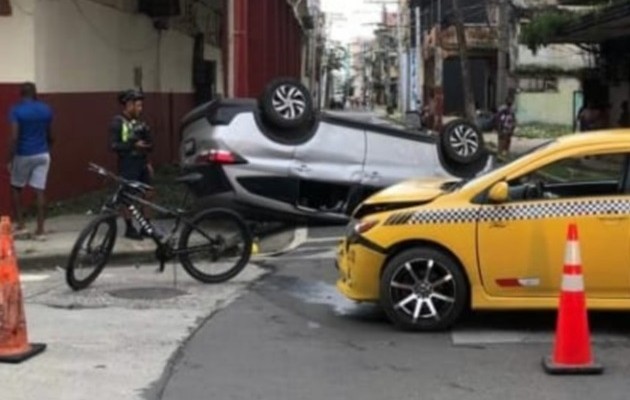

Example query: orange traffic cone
[542,223,603,374]
[0,216,46,363]
[0,216,13,258]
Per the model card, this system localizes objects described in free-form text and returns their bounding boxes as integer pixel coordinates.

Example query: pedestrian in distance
[6,82,54,241]
[109,89,155,240]
[618,100,630,128]
[495,96,516,158]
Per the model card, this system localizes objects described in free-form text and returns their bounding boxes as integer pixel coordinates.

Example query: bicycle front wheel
[66,214,117,291]
[178,208,252,283]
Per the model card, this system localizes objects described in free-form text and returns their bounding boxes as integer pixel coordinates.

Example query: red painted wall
[234,0,304,98]
[0,90,194,215]
[0,84,22,216]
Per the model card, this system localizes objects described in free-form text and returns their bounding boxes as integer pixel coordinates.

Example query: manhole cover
[108,287,188,300]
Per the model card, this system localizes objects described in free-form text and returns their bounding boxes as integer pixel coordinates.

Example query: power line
[13,0,34,16]
[70,0,159,54]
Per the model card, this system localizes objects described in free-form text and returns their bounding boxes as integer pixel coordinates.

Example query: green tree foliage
[519,11,578,54]
[519,0,617,54]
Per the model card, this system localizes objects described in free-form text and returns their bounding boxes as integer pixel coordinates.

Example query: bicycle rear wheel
[66,214,117,291]
[178,208,252,283]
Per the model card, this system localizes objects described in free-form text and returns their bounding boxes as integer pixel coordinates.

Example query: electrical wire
[70,0,158,53]
[12,0,34,16]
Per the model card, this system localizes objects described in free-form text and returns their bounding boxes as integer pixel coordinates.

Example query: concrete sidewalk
[483,132,551,156]
[13,214,299,271]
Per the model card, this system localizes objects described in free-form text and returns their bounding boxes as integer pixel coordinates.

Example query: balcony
[440,25,497,52]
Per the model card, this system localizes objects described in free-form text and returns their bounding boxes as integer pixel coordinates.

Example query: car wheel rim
[449,124,479,157]
[272,84,306,120]
[389,258,456,323]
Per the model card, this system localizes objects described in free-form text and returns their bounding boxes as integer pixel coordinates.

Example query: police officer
[110,89,154,240]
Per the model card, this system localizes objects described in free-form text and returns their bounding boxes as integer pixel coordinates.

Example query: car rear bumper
[181,164,233,198]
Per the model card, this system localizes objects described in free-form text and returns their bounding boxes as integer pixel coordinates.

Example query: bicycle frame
[91,163,216,255]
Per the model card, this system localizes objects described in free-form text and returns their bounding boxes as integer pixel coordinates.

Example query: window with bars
[518,77,559,93]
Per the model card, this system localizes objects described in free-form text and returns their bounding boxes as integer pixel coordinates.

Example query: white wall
[516,77,581,125]
[27,0,222,94]
[34,0,181,93]
[0,0,36,82]
[517,44,591,71]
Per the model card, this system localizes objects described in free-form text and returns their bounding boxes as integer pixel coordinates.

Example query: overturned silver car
[179,78,490,224]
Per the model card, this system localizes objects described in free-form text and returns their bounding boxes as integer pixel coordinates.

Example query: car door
[362,129,446,189]
[290,120,366,211]
[477,150,630,299]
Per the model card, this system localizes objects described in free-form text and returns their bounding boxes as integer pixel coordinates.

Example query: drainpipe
[233,0,248,97]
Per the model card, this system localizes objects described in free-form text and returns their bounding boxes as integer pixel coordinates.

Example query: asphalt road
[150,226,630,400]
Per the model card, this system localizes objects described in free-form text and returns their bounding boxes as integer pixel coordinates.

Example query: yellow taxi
[336,130,630,331]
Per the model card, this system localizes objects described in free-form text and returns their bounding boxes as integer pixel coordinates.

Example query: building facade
[407,0,590,129]
[0,0,320,215]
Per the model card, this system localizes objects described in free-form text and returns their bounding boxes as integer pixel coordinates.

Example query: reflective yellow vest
[121,119,133,143]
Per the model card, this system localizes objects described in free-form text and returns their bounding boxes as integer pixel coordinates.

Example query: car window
[457,140,556,192]
[533,154,625,184]
[506,152,628,202]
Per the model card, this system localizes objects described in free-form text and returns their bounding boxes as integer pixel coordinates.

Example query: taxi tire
[380,247,468,332]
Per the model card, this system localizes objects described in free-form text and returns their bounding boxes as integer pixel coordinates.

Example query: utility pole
[451,0,476,122]
[496,0,510,107]
[397,3,405,115]
[434,0,443,131]
[415,5,423,110]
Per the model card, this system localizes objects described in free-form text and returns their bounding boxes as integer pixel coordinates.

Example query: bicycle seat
[175,172,203,185]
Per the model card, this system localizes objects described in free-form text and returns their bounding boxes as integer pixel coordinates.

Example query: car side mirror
[488,181,509,203]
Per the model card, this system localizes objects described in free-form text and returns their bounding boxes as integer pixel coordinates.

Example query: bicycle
[65,163,253,291]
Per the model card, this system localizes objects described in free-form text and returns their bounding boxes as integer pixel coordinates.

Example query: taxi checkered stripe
[384,198,630,226]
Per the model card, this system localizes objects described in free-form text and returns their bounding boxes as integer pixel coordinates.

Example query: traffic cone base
[542,356,603,375]
[0,343,47,364]
[0,216,46,364]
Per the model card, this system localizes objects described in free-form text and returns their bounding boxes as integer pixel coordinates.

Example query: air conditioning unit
[138,0,181,18]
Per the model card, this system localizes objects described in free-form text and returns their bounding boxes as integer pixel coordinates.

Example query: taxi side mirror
[488,181,509,203]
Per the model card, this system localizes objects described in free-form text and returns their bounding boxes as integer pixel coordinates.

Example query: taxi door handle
[490,220,507,228]
[599,215,628,222]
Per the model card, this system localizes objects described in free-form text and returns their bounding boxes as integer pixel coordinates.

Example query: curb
[18,249,159,272]
[17,226,303,272]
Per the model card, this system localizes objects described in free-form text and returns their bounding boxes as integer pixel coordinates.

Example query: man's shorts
[118,157,152,185]
[11,153,51,191]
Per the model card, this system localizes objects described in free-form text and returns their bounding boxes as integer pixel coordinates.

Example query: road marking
[254,248,337,262]
[451,328,630,345]
[289,227,309,249]
[305,236,342,244]
[20,274,50,282]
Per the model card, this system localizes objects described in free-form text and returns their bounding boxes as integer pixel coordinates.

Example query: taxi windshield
[450,139,556,190]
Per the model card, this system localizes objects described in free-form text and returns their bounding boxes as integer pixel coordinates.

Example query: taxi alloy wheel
[380,248,468,331]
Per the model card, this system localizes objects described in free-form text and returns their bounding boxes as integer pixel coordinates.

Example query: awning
[550,1,630,43]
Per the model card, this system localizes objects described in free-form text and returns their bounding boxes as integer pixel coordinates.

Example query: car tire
[440,119,485,164]
[260,77,314,130]
[380,247,468,331]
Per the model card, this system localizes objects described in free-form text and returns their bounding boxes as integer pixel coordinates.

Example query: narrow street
[1,0,629,399]
[152,226,630,400]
